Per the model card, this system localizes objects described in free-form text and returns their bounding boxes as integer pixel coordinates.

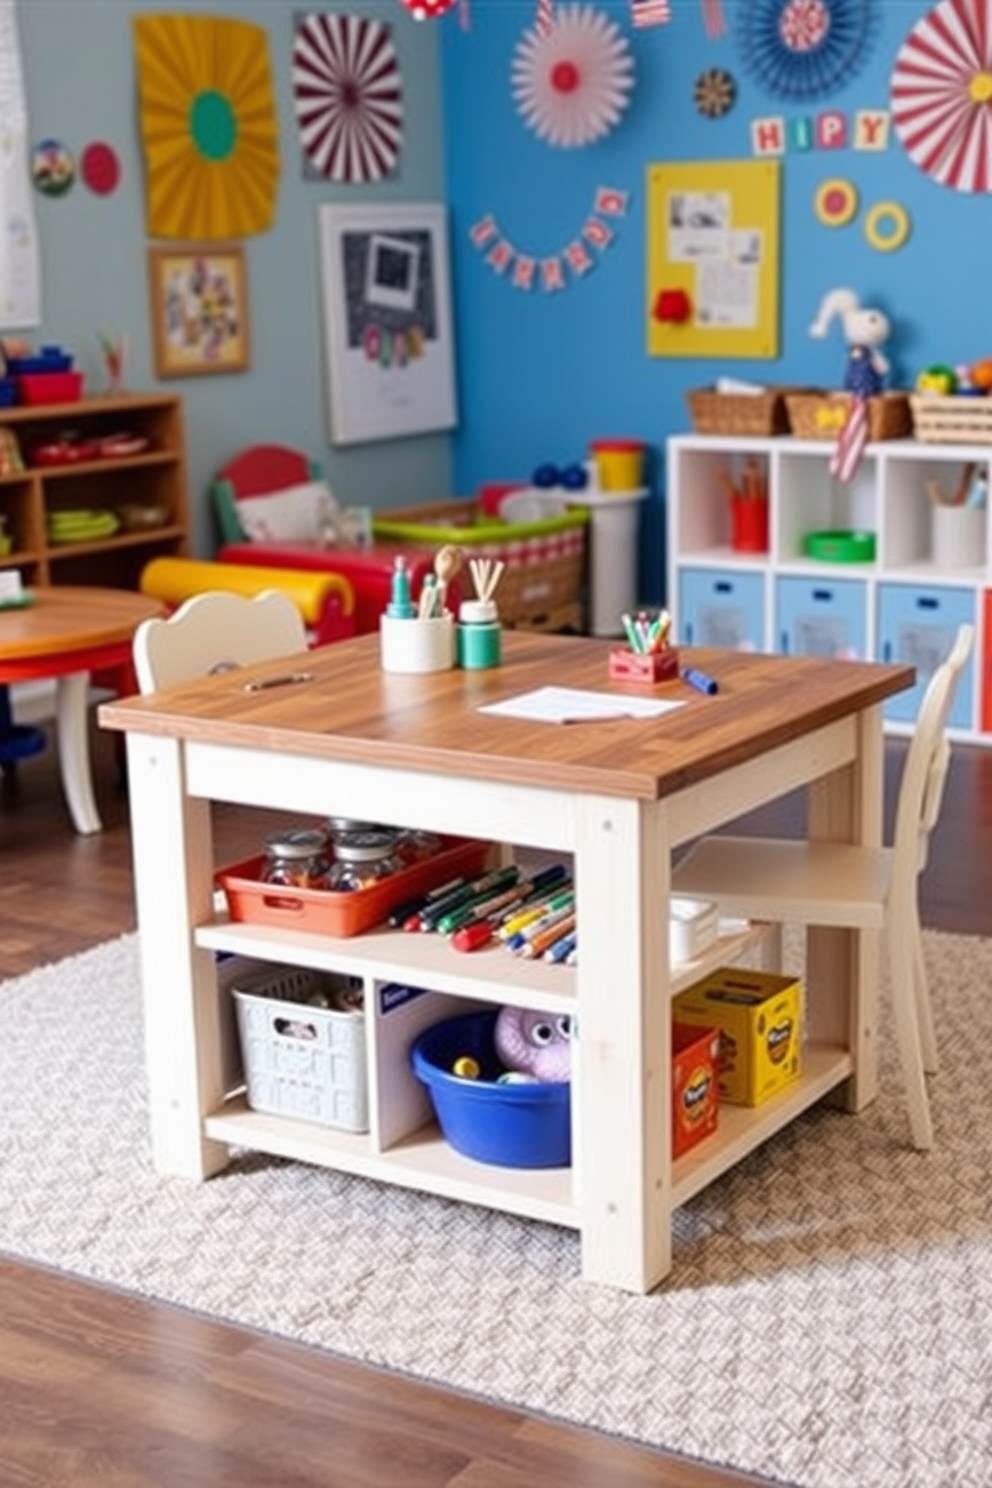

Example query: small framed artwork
[147,243,250,378]
[317,202,458,444]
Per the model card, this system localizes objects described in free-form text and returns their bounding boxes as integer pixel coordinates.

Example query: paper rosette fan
[293,14,403,184]
[512,4,634,149]
[891,0,992,193]
[737,0,877,101]
[133,13,279,239]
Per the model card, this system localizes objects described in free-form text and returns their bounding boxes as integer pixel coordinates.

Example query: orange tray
[216,836,492,939]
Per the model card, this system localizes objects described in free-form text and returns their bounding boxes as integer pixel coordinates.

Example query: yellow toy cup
[589,439,646,492]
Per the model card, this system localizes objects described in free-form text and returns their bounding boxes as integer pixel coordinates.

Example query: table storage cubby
[667,432,992,743]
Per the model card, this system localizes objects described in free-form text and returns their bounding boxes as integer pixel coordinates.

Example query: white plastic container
[233,964,368,1132]
[669,896,719,964]
[931,505,986,568]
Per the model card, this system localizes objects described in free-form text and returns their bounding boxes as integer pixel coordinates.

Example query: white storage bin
[233,965,368,1132]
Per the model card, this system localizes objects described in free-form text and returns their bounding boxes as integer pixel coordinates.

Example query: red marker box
[608,646,679,684]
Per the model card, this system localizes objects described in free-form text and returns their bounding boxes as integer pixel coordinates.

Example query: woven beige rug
[2,932,991,1488]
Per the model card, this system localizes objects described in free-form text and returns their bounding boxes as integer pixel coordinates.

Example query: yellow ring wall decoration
[864,200,910,252]
[814,177,858,227]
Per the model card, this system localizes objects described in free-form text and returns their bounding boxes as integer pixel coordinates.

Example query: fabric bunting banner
[468,187,628,291]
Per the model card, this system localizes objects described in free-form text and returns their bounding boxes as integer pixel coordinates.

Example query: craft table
[99,633,912,1293]
[1,585,161,833]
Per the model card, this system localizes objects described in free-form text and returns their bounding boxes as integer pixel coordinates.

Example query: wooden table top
[99,631,914,803]
[0,586,162,662]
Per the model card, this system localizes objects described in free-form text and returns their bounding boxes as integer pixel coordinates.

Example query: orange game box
[672,1021,720,1158]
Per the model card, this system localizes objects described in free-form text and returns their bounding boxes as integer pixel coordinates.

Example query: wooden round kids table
[0,585,161,833]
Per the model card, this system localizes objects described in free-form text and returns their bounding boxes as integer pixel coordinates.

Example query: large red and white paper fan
[891,0,992,193]
[512,4,634,149]
[293,13,403,184]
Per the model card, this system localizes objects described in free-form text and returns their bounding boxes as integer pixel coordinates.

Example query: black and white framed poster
[317,202,458,444]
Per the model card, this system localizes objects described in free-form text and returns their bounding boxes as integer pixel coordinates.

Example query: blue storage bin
[677,567,765,650]
[776,574,867,660]
[5,345,73,374]
[0,377,16,405]
[410,1008,571,1168]
[877,583,975,727]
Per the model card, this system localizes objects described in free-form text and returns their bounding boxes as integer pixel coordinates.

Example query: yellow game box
[673,967,801,1106]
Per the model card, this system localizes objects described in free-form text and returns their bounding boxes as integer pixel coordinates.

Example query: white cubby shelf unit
[666,433,991,744]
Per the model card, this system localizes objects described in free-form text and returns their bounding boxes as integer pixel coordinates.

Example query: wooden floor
[1,716,990,1488]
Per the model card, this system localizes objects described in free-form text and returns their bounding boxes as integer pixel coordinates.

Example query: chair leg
[888,927,933,1150]
[910,902,938,1075]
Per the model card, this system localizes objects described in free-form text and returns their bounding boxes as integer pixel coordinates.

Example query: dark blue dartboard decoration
[737,0,877,101]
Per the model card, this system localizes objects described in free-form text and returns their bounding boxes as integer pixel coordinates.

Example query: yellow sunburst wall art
[133,13,280,240]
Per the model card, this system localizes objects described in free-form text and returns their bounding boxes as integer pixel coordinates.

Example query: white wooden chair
[671,623,974,1151]
[133,589,308,694]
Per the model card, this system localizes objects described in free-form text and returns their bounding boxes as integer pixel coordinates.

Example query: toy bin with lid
[410,1009,571,1168]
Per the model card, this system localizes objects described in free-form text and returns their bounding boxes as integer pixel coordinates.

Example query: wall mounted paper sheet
[0,0,39,327]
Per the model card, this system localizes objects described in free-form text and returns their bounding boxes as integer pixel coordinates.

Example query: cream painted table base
[100,634,913,1293]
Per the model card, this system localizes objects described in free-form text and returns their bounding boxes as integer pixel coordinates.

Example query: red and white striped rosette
[293,13,403,184]
[891,0,992,193]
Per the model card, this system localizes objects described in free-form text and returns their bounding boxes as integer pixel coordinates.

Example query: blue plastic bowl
[410,1008,571,1168]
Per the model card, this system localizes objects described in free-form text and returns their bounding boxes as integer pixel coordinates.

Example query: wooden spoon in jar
[434,544,463,611]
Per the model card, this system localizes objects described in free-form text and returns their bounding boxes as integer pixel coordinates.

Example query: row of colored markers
[386,862,577,964]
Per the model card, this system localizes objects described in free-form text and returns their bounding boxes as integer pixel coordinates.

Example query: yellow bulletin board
[647,159,780,359]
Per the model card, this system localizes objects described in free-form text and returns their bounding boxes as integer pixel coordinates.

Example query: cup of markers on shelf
[609,608,679,684]
[457,555,505,670]
[380,553,455,674]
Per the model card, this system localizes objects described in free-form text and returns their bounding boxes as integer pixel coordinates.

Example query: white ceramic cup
[380,614,455,673]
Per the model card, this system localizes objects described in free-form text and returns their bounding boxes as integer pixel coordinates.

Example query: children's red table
[0,586,161,833]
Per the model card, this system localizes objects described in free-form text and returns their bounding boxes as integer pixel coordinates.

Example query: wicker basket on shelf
[910,394,992,444]
[685,386,797,437]
[785,390,912,442]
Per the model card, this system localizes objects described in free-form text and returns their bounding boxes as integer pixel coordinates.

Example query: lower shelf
[203,1040,853,1228]
[670,1041,853,1207]
[204,1096,577,1228]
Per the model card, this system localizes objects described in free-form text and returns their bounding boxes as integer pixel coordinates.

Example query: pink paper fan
[293,13,403,184]
[512,3,634,149]
[891,0,992,193]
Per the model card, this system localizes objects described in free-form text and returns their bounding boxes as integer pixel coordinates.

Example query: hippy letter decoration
[512,4,633,148]
[469,186,628,291]
[293,13,403,184]
[891,0,992,193]
[133,13,279,239]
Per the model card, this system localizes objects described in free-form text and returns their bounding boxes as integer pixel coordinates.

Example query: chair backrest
[213,444,323,545]
[133,589,308,694]
[892,622,974,889]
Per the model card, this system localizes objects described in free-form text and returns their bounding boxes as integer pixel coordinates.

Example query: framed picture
[317,202,458,444]
[147,244,250,378]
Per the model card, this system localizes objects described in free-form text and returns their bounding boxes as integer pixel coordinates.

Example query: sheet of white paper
[478,686,685,725]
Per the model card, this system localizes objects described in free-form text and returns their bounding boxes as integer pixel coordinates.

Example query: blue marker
[681,666,719,696]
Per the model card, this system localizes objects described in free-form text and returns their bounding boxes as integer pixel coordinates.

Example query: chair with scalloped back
[133,589,307,695]
[671,623,974,1151]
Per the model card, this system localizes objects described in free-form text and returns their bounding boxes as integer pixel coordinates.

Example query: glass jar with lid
[327,829,403,892]
[261,827,332,889]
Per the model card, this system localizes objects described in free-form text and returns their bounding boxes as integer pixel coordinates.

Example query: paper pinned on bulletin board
[646,158,780,359]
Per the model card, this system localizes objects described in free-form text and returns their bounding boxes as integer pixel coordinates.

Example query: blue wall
[17,0,450,557]
[441,0,992,601]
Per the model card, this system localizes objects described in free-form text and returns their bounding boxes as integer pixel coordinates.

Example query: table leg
[55,672,102,835]
[573,794,671,1293]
